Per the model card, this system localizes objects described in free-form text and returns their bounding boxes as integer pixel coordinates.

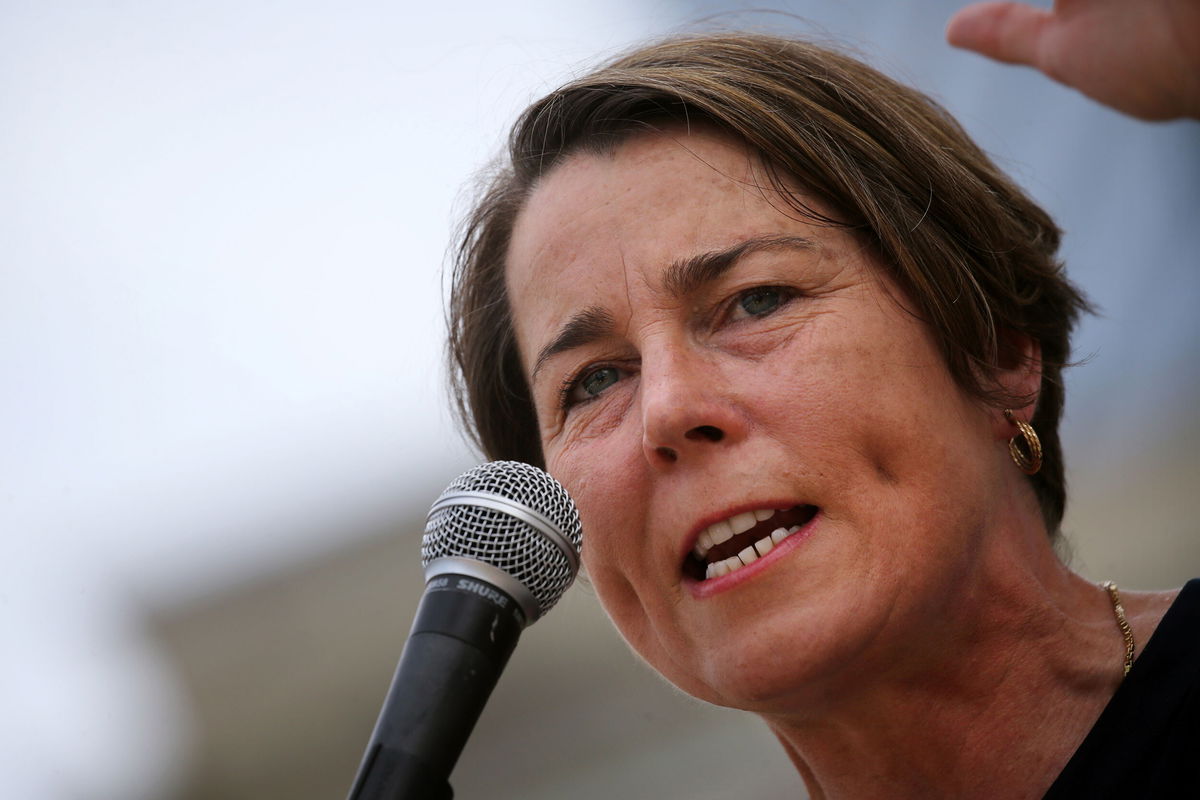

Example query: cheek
[757,316,985,509]
[576,499,666,668]
[546,427,677,660]
[580,538,649,647]
[547,439,646,605]
[815,355,993,570]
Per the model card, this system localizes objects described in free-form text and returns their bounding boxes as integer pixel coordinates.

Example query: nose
[640,350,746,467]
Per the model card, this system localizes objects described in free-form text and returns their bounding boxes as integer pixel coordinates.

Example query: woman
[447,14,1198,798]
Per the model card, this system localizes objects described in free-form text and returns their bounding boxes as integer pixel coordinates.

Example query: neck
[761,511,1130,799]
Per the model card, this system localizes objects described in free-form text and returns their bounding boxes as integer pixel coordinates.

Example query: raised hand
[946,0,1200,120]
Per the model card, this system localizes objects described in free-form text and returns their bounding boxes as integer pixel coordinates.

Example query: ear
[989,329,1041,442]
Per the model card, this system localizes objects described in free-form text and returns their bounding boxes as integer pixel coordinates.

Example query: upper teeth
[694,508,777,559]
[694,508,804,581]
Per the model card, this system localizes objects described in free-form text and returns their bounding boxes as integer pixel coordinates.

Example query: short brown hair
[448,33,1090,532]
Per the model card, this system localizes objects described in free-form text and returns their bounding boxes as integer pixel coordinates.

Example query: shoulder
[1129,580,1200,665]
[1125,585,1181,649]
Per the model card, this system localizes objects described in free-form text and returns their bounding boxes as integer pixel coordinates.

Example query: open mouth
[683,504,819,581]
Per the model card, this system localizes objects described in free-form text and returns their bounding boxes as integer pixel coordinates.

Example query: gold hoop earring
[1004,409,1042,475]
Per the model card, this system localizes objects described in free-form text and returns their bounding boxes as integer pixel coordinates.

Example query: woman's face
[505,129,1006,710]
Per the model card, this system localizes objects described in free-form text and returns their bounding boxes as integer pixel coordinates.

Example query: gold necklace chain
[1101,581,1136,677]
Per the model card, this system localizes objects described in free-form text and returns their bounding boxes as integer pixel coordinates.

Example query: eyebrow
[663,234,817,297]
[529,234,817,380]
[532,305,615,380]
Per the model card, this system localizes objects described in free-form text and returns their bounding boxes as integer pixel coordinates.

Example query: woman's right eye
[562,365,622,409]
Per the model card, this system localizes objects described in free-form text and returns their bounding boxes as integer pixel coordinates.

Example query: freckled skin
[505,128,1030,713]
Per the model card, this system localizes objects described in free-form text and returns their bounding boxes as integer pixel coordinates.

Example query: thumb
[946,2,1051,67]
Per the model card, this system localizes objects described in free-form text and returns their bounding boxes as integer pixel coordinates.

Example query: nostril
[656,446,679,462]
[686,425,724,443]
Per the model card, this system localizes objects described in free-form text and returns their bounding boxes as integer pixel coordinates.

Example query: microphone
[346,461,583,800]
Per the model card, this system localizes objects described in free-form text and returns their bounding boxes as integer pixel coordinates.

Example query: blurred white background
[3,2,1197,798]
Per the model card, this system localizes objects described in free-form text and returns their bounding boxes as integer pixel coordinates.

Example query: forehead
[508,128,763,287]
[503,128,844,367]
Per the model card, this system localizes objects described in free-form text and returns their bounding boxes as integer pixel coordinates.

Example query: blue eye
[580,366,619,397]
[561,365,622,410]
[738,287,783,317]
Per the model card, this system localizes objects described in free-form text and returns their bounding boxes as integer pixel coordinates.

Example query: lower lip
[685,512,820,598]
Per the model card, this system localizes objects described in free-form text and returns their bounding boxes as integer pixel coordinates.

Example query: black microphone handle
[347,572,527,800]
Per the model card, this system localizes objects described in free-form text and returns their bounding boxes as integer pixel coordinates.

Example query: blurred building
[150,514,800,799]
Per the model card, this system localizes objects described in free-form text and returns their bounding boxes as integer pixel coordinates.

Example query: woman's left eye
[733,286,788,318]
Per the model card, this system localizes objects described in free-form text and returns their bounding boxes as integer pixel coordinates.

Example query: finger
[946,1,1052,67]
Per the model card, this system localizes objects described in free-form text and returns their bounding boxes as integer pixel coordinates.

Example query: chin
[692,651,825,714]
[671,614,863,713]
[685,577,905,714]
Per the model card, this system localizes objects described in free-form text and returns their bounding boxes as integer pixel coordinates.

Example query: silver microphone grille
[422,461,583,620]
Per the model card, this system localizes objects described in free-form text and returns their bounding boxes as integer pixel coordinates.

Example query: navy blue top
[1044,579,1200,798]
